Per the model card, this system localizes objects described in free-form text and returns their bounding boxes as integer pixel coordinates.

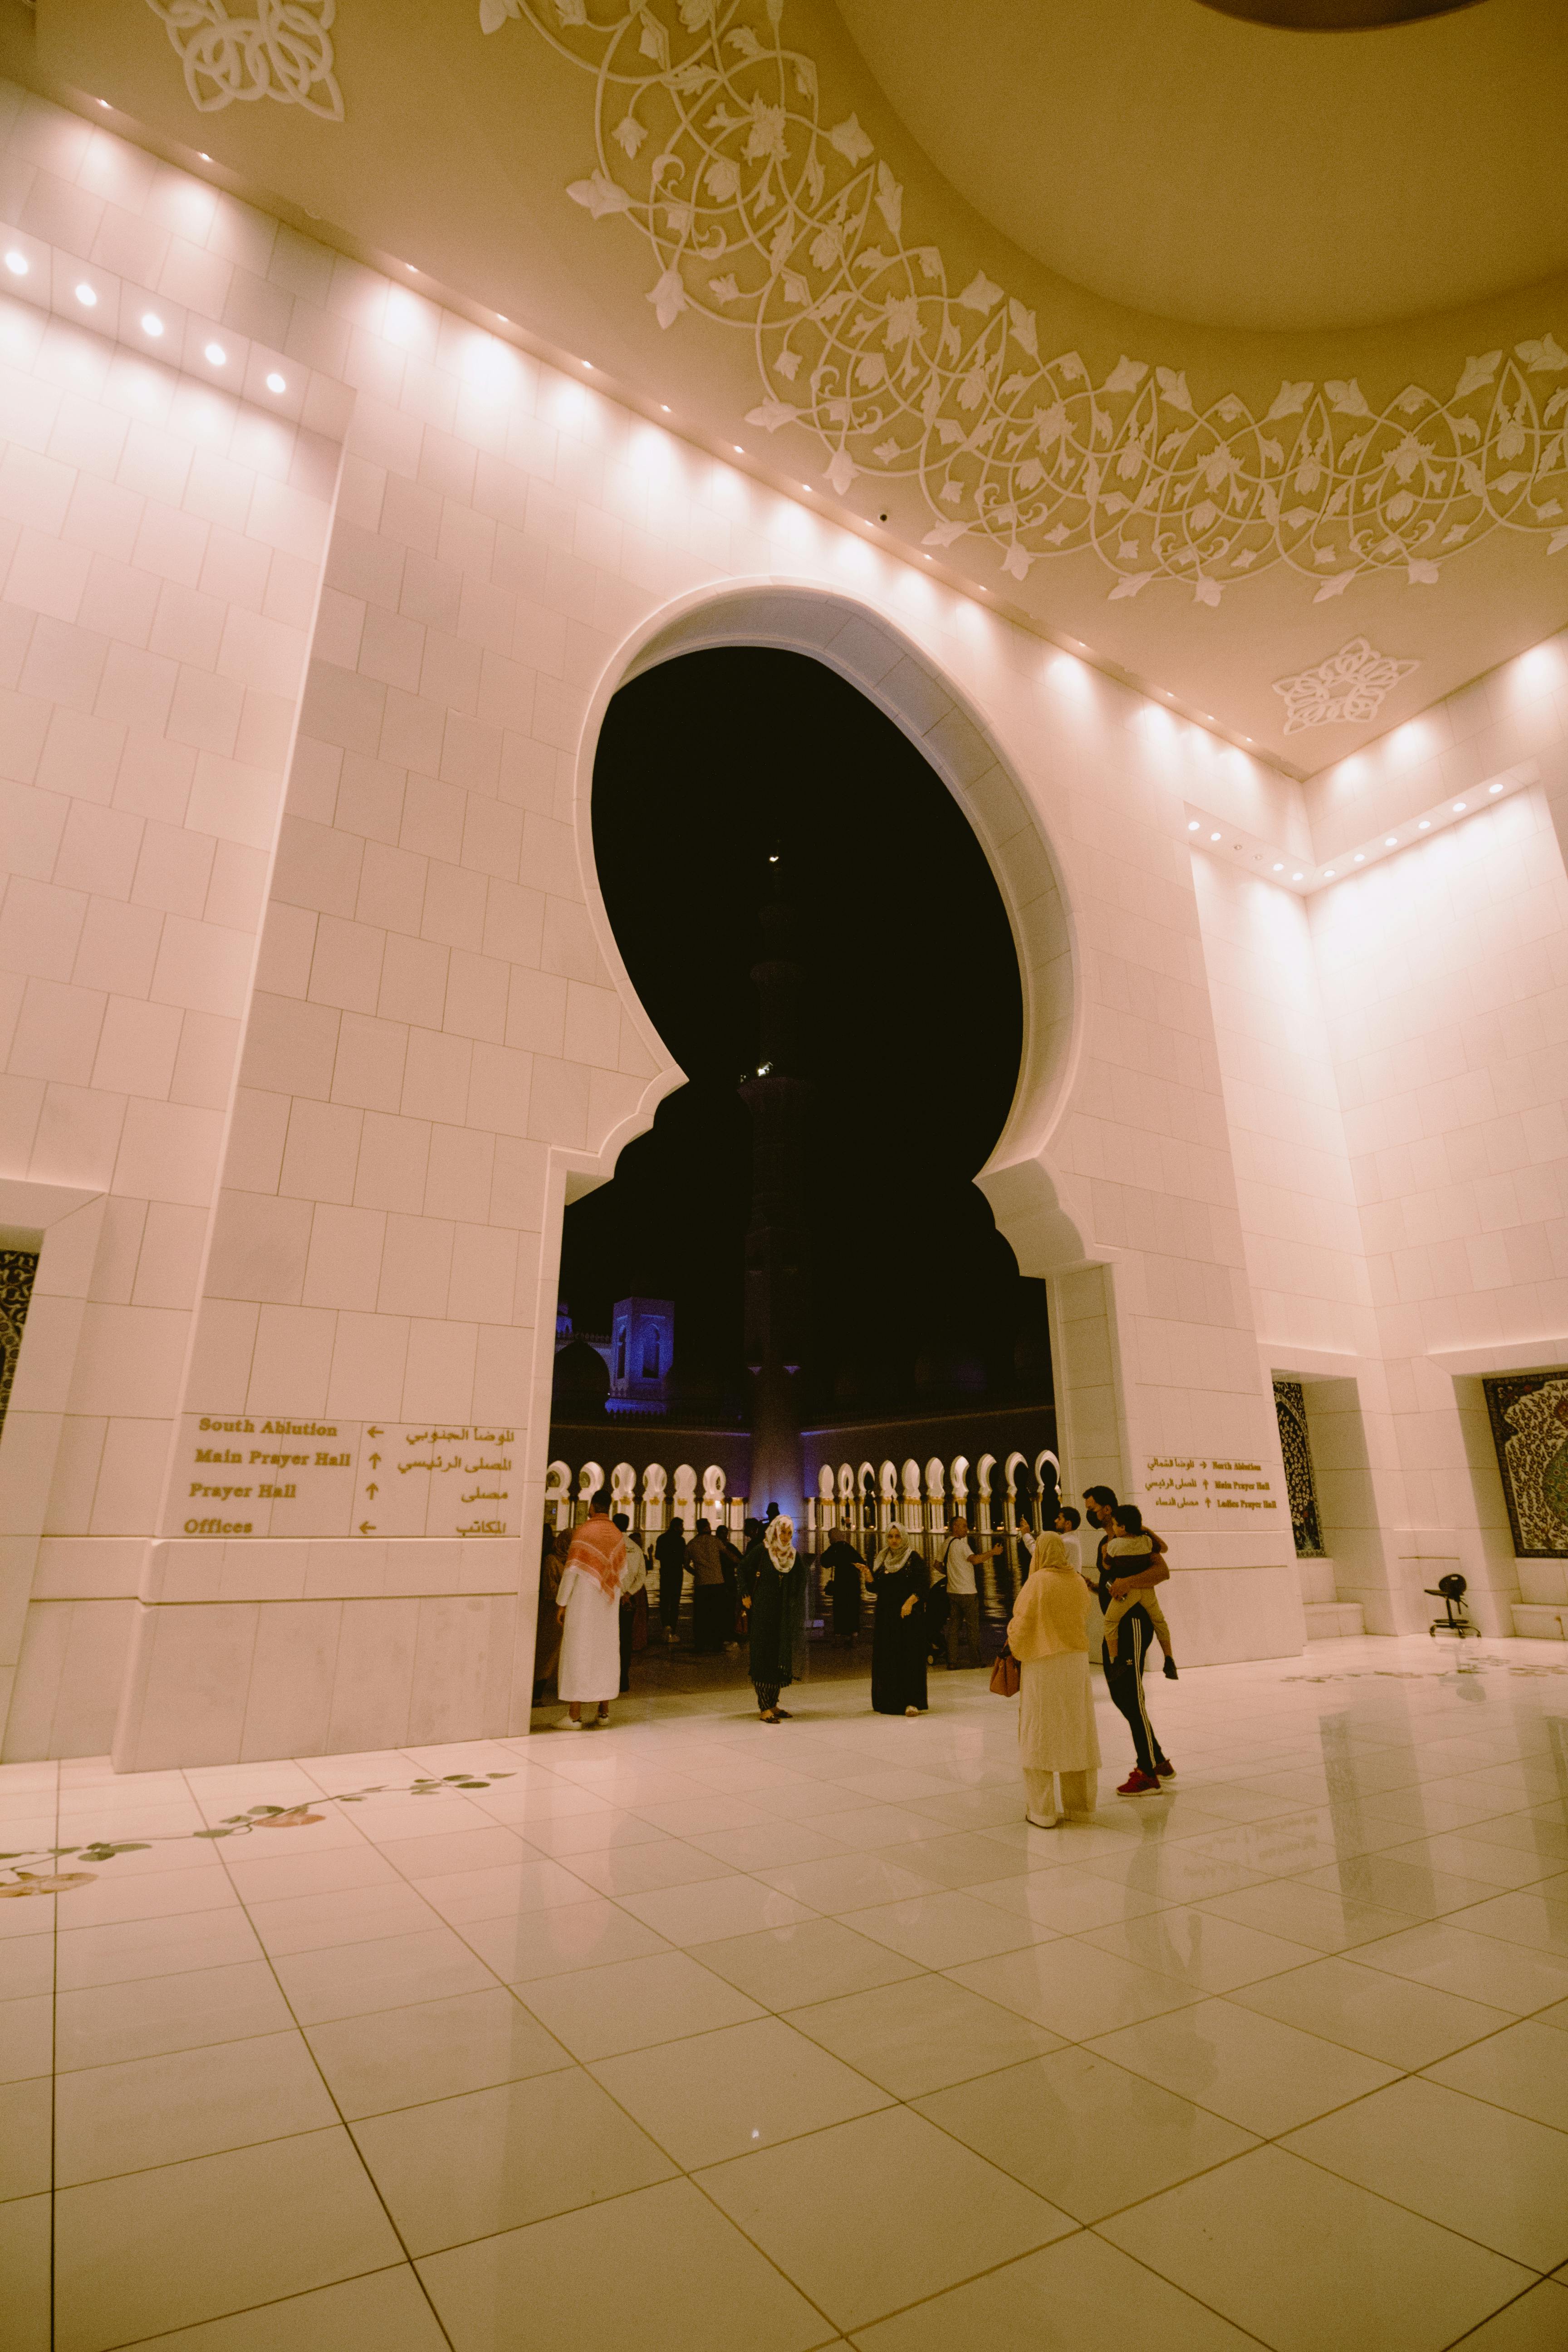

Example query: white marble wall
[36,79,1568,1759]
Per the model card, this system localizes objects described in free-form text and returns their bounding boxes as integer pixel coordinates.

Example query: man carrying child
[1081,1486,1177,1795]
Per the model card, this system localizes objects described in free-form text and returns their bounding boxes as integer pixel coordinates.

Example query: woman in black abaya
[870,1525,930,1715]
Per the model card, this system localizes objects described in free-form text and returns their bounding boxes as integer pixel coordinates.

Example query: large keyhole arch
[553,578,1087,1291]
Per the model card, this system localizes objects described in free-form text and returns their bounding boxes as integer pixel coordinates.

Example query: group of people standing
[534,1483,1182,1815]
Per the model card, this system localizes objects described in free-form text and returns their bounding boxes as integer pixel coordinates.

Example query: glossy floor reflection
[5,1636,1568,2351]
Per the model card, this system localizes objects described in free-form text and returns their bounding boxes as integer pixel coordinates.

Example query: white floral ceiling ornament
[482,0,1568,608]
[145,0,343,119]
[1271,637,1420,734]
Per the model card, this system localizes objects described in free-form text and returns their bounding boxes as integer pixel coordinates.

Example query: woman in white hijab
[1007,1531,1100,1826]
[739,1514,807,1722]
[870,1523,929,1716]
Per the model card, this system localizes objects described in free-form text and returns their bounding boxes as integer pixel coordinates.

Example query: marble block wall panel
[3,1596,136,1759]
[1161,1567,1305,1666]
[111,1589,519,1769]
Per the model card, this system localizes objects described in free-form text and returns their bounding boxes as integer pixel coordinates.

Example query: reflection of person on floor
[941,1515,997,1670]
[740,1514,807,1722]
[557,1488,627,1728]
[820,1527,867,1644]
[688,1518,728,1654]
[1008,1533,1100,1828]
[871,1525,930,1716]
[654,1516,687,1645]
[614,1511,648,1694]
[1102,1506,1178,1680]
[1082,1485,1174,1794]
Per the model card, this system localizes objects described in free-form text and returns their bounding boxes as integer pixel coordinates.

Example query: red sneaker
[1117,1769,1160,1795]
[1156,1761,1176,1778]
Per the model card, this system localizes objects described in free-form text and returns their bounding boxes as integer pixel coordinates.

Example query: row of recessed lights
[1186,779,1509,882]
[4,245,288,392]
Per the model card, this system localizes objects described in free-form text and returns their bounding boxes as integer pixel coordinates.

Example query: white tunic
[556,1563,622,1703]
[1018,1651,1101,1774]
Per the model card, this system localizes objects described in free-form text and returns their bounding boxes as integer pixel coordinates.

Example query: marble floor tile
[1231,1952,1515,2068]
[558,1839,738,1898]
[591,2013,892,2165]
[693,2104,1073,2333]
[684,1818,854,1869]
[967,1864,1169,1933]
[1193,1876,1422,1952]
[1423,2017,1568,2132]
[754,1849,947,1911]
[54,2029,338,2183]
[1296,1851,1511,1921]
[1352,1920,1568,2014]
[614,1872,818,1945]
[687,1915,926,2009]
[946,1937,1205,2042]
[1086,1995,1399,2134]
[56,1909,264,1993]
[840,1888,1057,1969]
[1100,2142,1532,2352]
[912,2044,1257,2220]
[221,1842,402,1904]
[351,2067,676,2254]
[1284,2076,1568,2271]
[53,1959,295,2073]
[32,1867,240,1933]
[1447,1885,1568,1956]
[370,1824,540,1876]
[244,1880,441,1956]
[1437,2280,1568,2352]
[0,1933,53,1999]
[1390,1833,1568,1892]
[54,2127,405,2352]
[272,1926,497,2025]
[305,1985,570,2116]
[417,2175,832,2352]
[1076,1904,1321,1994]
[110,2265,455,2349]
[0,2075,52,2200]
[783,1969,1059,2097]
[515,1948,765,2061]
[0,1992,53,2083]
[457,1896,672,1982]
[848,2223,1260,2351]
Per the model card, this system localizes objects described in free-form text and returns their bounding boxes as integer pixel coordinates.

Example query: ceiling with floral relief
[9,0,1568,774]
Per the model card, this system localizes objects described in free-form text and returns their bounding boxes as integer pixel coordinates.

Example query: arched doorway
[535,582,1084,1692]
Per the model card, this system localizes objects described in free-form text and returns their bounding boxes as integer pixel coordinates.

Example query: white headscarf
[875,1526,912,1572]
[1030,1533,1070,1573]
[763,1514,796,1573]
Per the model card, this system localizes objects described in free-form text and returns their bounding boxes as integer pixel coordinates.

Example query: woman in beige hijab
[1007,1532,1100,1827]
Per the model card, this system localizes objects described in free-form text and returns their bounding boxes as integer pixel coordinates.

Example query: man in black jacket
[655,1516,687,1646]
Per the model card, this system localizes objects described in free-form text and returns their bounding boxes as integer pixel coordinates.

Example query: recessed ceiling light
[1418,820,1431,830]
[140,311,163,336]
[733,444,744,453]
[582,360,592,369]
[4,250,27,277]
[265,370,286,392]
[1292,870,1303,880]
[97,98,109,108]
[1272,862,1284,872]
[661,404,671,413]
[205,341,226,365]
[198,152,211,161]
[1209,831,1221,843]
[1354,853,1365,863]
[1384,835,1397,846]
[406,264,416,273]
[497,314,509,323]
[1324,868,1336,878]
[1489,781,1504,794]
[1187,820,1200,832]
[73,282,98,308]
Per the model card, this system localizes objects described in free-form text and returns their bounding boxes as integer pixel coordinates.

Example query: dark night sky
[556,647,1050,1421]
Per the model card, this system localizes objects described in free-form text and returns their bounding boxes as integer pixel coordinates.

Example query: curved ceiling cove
[835,0,1566,333]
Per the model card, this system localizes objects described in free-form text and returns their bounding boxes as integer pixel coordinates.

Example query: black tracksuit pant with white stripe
[1102,1605,1168,1778]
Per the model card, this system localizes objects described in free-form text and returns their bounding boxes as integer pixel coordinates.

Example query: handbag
[989,1647,1020,1697]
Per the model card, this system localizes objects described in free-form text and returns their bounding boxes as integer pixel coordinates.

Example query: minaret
[739,888,809,1522]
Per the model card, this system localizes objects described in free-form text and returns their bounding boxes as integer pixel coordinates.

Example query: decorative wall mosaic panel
[1273,1378,1325,1557]
[1271,637,1420,734]
[1484,1373,1568,1557]
[0,1247,39,1446]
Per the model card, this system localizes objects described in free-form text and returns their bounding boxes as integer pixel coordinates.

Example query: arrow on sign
[369,1452,381,1467]
[367,1426,383,1438]
[365,1483,378,1499]
[359,1520,375,1534]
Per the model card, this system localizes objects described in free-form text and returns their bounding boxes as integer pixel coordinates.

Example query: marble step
[1512,1603,1568,1640]
[1303,1601,1365,1640]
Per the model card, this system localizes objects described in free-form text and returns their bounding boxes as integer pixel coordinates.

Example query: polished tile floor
[5,1635,1568,2351]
